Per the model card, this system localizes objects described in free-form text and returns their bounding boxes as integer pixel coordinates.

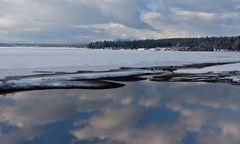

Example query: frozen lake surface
[1,47,240,144]
[1,47,240,78]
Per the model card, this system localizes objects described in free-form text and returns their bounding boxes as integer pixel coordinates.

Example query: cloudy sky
[0,0,240,43]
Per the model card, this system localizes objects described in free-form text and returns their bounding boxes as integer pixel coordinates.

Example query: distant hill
[0,43,87,48]
[87,36,240,51]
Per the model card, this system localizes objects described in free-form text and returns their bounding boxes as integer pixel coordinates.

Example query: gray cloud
[0,0,239,43]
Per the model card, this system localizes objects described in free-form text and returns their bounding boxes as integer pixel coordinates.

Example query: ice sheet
[1,47,240,78]
[0,69,164,91]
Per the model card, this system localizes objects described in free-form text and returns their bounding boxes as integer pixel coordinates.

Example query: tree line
[88,36,240,51]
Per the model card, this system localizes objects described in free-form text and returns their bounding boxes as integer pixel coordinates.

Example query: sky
[0,0,240,44]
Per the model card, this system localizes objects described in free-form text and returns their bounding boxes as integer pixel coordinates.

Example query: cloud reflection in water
[0,82,240,144]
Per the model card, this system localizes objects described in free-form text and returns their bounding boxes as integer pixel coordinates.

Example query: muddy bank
[151,71,240,85]
[0,80,125,94]
[122,61,240,71]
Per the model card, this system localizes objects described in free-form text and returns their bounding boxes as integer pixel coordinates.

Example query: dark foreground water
[0,82,240,144]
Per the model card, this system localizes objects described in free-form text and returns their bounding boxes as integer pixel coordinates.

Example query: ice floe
[0,69,164,92]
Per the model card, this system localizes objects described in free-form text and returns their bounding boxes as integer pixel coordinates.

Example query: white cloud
[173,10,216,20]
[73,22,163,40]
[0,15,16,28]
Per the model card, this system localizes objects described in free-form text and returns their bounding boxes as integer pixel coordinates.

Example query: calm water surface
[0,81,240,144]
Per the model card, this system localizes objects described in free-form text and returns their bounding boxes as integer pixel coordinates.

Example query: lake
[0,81,240,144]
[0,48,240,144]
